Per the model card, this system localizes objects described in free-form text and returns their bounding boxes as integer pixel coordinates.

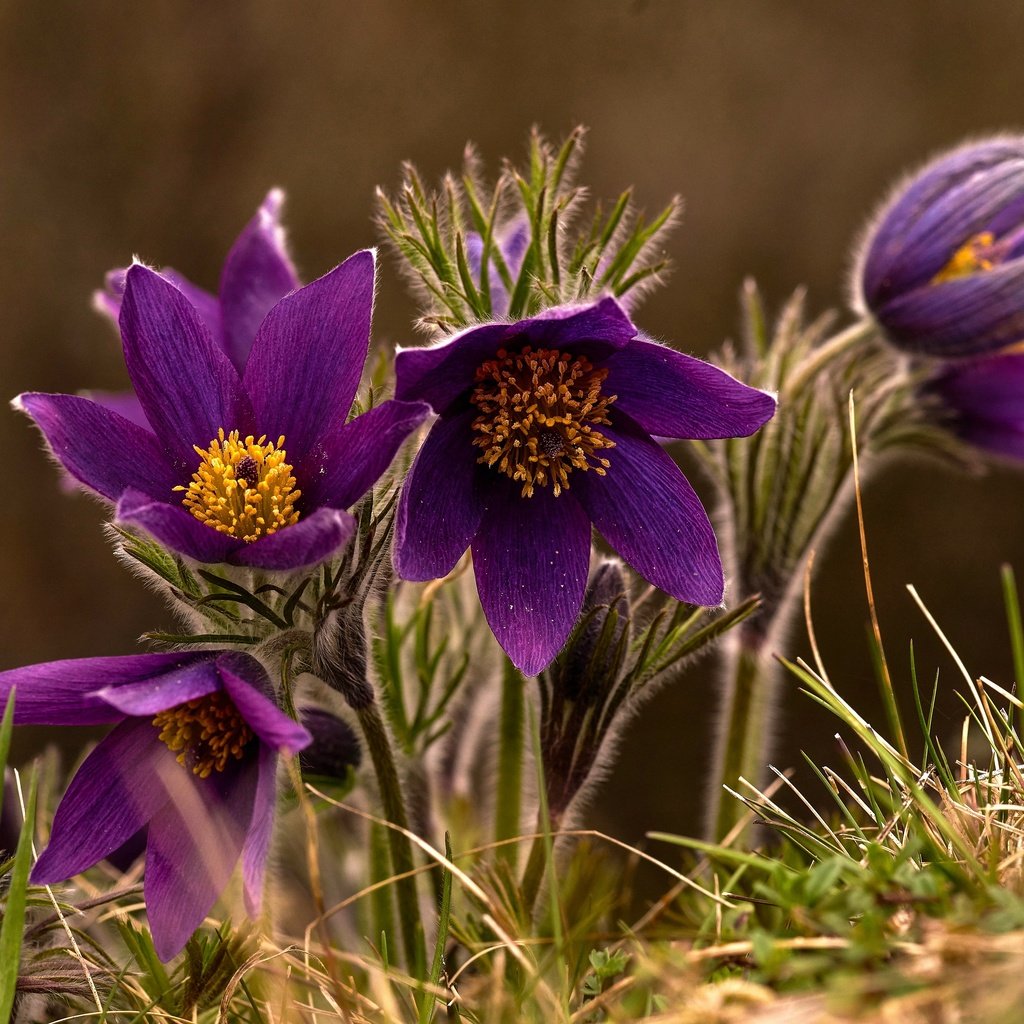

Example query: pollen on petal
[175,428,301,542]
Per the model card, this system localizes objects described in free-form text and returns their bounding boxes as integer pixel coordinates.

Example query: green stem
[520,809,556,916]
[494,658,524,866]
[781,318,877,399]
[356,702,426,975]
[707,632,779,842]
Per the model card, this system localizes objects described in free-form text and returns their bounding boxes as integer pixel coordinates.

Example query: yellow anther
[175,428,300,542]
[470,346,616,498]
[152,691,254,778]
[932,231,997,284]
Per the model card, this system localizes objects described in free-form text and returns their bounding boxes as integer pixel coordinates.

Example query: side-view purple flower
[16,249,429,570]
[0,650,310,961]
[856,137,1024,357]
[393,296,776,675]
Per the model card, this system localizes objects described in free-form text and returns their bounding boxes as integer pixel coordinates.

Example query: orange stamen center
[470,346,616,498]
[152,691,254,778]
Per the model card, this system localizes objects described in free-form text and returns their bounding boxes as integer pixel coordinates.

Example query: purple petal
[395,298,636,416]
[95,267,223,346]
[15,393,177,503]
[931,351,1024,457]
[31,720,173,883]
[0,652,211,726]
[299,399,430,510]
[80,389,151,431]
[117,489,239,564]
[864,141,1024,306]
[227,507,355,569]
[605,339,776,439]
[241,744,277,915]
[216,653,311,753]
[394,409,485,580]
[472,482,591,676]
[243,250,375,464]
[572,415,724,605]
[119,265,252,470]
[219,189,300,374]
[876,258,1024,356]
[93,656,222,716]
[144,756,257,960]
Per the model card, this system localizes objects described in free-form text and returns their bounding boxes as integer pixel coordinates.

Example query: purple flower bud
[856,137,1024,357]
[298,708,362,780]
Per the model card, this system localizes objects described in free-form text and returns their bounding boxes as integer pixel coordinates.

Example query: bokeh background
[4,1,1024,852]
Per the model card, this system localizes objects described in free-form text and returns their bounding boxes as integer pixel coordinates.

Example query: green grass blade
[0,690,15,825]
[419,832,454,1024]
[0,768,37,1022]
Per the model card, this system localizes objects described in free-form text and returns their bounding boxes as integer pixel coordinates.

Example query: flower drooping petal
[219,189,299,374]
[92,657,222,716]
[31,720,175,882]
[395,409,486,580]
[144,758,257,961]
[0,652,213,726]
[15,393,178,503]
[119,265,252,469]
[605,339,777,439]
[472,482,592,675]
[299,399,430,510]
[243,250,375,464]
[240,744,277,915]
[574,415,724,606]
[216,654,311,753]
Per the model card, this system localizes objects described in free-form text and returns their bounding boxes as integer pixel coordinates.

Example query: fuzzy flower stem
[355,702,426,974]
[708,629,778,841]
[494,659,525,866]
[781,319,877,400]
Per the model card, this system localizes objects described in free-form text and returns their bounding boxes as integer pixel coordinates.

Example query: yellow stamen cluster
[152,691,254,778]
[176,428,300,542]
[470,346,617,498]
[932,231,997,283]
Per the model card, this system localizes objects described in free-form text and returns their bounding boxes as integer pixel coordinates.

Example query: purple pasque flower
[16,251,429,570]
[0,650,311,960]
[856,137,1024,357]
[927,348,1024,459]
[392,297,776,675]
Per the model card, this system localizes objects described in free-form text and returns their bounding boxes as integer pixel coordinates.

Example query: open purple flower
[91,189,299,429]
[16,252,429,569]
[0,650,310,960]
[928,350,1024,460]
[857,137,1024,357]
[393,297,776,674]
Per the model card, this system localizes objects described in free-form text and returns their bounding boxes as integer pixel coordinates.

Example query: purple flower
[0,650,310,960]
[928,349,1024,459]
[392,297,776,675]
[16,251,429,569]
[857,137,1024,357]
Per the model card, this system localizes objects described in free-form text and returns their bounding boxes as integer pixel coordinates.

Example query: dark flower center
[152,690,254,778]
[469,346,617,498]
[174,428,301,542]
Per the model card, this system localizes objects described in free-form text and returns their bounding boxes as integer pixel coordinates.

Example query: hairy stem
[494,658,525,866]
[707,628,780,842]
[356,702,426,975]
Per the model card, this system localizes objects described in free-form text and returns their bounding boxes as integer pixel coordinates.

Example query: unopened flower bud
[857,137,1024,357]
[298,708,362,780]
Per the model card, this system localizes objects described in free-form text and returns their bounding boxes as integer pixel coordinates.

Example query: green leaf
[0,768,37,1022]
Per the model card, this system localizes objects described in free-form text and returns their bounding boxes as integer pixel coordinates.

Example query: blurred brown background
[4,1,1024,847]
